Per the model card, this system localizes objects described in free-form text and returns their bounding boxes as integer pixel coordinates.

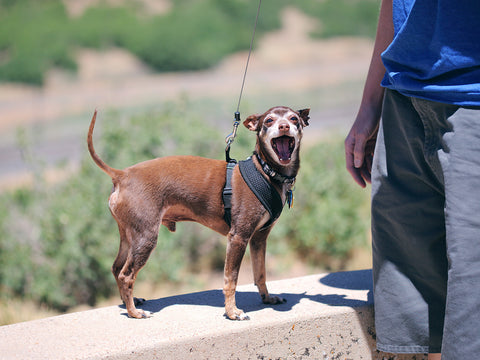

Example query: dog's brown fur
[87,106,310,320]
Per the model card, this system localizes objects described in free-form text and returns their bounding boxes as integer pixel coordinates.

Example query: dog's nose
[278,122,290,132]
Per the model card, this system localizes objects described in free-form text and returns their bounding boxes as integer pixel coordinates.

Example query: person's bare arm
[345,0,394,187]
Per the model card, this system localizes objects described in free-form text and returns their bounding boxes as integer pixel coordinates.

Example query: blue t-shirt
[381,0,480,106]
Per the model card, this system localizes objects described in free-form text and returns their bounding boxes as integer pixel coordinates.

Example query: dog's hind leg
[112,225,129,304]
[250,230,286,305]
[115,225,159,319]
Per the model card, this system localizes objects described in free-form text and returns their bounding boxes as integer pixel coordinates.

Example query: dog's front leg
[223,230,249,320]
[250,230,286,305]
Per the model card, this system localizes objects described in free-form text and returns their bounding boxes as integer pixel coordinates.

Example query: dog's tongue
[276,137,291,160]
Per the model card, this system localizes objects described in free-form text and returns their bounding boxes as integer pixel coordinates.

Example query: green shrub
[0,0,379,85]
[72,5,140,49]
[298,0,379,39]
[0,0,76,84]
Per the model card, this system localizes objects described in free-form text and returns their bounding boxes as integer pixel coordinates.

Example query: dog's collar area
[254,152,296,185]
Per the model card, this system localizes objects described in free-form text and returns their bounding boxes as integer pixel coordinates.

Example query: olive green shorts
[371,89,480,358]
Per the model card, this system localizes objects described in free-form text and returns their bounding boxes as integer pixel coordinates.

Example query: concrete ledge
[0,270,425,359]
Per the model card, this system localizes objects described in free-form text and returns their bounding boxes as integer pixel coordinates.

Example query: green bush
[0,0,379,85]
[0,103,370,310]
[0,0,284,84]
[0,0,76,84]
[297,0,379,39]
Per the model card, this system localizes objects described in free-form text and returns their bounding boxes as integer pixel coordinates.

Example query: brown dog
[87,106,310,320]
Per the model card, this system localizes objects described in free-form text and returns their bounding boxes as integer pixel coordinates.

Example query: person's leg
[436,106,480,359]
[371,90,452,354]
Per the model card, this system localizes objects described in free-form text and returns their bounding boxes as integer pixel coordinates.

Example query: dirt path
[0,8,372,187]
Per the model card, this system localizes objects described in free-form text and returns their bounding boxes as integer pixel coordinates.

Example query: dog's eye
[290,116,298,123]
[265,118,274,124]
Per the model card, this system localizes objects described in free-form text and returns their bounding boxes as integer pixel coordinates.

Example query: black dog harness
[222,155,295,230]
[223,160,237,227]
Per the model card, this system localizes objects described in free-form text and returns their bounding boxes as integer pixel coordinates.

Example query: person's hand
[344,0,392,188]
[345,107,379,188]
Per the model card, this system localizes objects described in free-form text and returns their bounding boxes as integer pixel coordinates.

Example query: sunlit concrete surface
[0,270,426,359]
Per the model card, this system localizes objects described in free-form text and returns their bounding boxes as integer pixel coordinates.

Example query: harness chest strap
[223,160,237,227]
[223,157,289,230]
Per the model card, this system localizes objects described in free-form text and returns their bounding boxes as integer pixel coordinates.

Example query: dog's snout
[278,122,290,133]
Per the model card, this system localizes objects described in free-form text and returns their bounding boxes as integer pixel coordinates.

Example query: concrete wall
[0,270,427,359]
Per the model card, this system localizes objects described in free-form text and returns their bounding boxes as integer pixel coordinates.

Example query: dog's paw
[262,295,287,305]
[235,312,250,321]
[128,309,152,319]
[225,309,250,321]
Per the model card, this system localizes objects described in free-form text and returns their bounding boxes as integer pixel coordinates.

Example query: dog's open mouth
[271,136,295,164]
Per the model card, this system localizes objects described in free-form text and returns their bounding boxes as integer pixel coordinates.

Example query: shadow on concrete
[319,268,374,304]
[121,269,374,317]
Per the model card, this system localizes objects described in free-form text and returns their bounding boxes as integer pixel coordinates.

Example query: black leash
[225,0,262,163]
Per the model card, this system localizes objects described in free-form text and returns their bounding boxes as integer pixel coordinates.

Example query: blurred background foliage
[0,0,375,320]
[0,100,369,312]
[0,0,379,85]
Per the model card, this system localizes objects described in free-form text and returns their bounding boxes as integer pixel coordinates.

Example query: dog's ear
[243,114,261,131]
[297,108,310,126]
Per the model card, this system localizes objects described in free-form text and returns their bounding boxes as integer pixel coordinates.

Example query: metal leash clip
[225,111,241,162]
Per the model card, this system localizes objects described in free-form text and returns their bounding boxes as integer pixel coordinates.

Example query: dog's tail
[87,110,122,179]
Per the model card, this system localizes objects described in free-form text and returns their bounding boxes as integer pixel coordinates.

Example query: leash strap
[238,157,284,230]
[225,0,262,162]
[236,0,262,113]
